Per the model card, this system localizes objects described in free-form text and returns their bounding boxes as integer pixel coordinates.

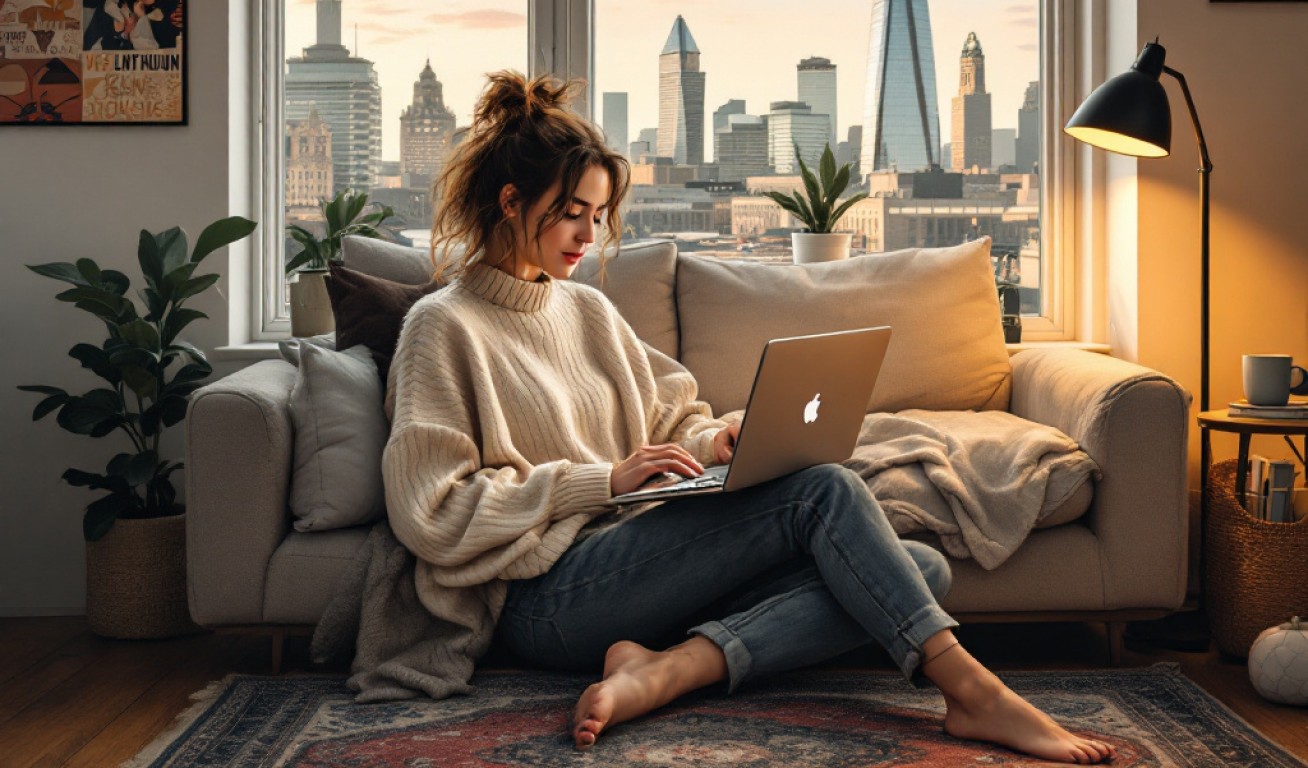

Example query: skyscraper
[602,92,628,156]
[768,101,829,174]
[712,99,746,161]
[950,32,991,171]
[399,60,456,189]
[716,114,769,182]
[859,0,941,176]
[1015,81,1039,173]
[797,57,837,150]
[658,15,705,166]
[285,0,382,195]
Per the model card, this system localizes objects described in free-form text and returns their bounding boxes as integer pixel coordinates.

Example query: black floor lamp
[1064,40,1214,651]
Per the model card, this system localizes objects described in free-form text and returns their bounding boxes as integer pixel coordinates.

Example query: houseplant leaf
[154,226,188,274]
[84,492,136,541]
[191,216,258,264]
[137,229,163,290]
[27,262,90,287]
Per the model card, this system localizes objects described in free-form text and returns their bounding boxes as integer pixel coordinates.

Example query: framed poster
[0,0,186,125]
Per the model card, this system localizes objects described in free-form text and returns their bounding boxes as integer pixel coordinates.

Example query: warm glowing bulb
[1064,126,1169,158]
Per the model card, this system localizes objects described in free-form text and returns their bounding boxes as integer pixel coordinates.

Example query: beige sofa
[186,237,1191,670]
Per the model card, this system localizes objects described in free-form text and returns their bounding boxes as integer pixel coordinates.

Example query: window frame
[253,0,1078,340]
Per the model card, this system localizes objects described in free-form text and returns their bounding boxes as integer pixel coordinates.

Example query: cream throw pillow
[676,237,1011,415]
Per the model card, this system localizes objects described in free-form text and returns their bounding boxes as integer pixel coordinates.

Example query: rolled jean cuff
[895,604,960,688]
[688,620,751,694]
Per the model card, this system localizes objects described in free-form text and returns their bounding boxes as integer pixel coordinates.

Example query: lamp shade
[1064,42,1172,158]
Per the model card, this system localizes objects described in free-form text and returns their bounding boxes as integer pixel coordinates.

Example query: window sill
[1006,341,1111,355]
[211,341,282,362]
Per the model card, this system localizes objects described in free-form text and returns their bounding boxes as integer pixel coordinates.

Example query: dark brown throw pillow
[325,262,445,381]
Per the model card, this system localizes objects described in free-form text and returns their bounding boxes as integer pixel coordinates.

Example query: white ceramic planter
[792,232,852,264]
[289,268,335,337]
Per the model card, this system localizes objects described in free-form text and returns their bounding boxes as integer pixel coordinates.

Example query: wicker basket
[1205,459,1308,657]
[86,513,200,639]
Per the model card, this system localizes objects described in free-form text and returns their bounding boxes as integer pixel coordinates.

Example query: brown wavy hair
[429,71,630,280]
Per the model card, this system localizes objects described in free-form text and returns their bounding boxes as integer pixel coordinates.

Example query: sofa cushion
[676,238,1011,415]
[340,236,680,360]
[264,528,369,624]
[341,235,435,284]
[325,262,444,381]
[288,344,389,532]
[571,240,680,360]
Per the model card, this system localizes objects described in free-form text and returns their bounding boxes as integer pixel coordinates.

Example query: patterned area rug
[127,664,1304,767]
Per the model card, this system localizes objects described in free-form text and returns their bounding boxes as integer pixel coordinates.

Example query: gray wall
[0,1,246,614]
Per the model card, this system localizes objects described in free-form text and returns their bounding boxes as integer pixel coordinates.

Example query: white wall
[0,0,248,614]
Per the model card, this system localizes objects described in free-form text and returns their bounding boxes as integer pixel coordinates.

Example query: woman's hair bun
[474,70,578,129]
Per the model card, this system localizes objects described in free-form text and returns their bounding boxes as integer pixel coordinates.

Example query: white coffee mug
[1243,354,1308,406]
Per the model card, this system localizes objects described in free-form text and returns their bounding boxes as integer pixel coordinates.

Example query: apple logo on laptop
[803,393,821,424]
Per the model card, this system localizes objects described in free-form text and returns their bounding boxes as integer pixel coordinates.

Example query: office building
[1015,80,1039,173]
[285,0,383,195]
[716,114,769,182]
[859,0,941,176]
[285,105,332,210]
[950,31,992,171]
[797,56,837,149]
[602,92,628,155]
[712,98,746,161]
[399,60,456,189]
[992,128,1016,169]
[658,15,705,165]
[768,101,829,174]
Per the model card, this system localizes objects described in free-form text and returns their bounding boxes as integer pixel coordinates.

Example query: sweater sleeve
[384,303,614,576]
[599,298,727,465]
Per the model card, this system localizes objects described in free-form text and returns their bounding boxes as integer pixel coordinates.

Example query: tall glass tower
[286,0,383,196]
[658,15,705,166]
[859,0,941,178]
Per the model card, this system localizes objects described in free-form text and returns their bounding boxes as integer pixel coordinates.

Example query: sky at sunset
[286,0,1040,163]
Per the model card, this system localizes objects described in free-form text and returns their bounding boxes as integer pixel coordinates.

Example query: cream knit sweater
[382,261,726,673]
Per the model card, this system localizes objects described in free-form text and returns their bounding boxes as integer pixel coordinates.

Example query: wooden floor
[2,616,1307,767]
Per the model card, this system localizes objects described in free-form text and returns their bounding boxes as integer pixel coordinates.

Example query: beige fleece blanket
[835,409,1099,570]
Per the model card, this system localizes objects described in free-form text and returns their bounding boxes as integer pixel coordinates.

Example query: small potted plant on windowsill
[19,215,257,639]
[765,142,868,264]
[285,189,395,337]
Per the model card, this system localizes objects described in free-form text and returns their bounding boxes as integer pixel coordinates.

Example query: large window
[258,0,1074,339]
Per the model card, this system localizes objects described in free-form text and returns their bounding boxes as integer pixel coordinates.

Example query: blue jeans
[497,464,958,692]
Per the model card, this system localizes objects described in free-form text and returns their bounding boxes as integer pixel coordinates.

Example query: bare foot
[572,639,724,749]
[940,661,1116,764]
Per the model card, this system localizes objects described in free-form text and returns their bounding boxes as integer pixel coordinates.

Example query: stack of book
[1228,399,1308,420]
[1245,455,1302,522]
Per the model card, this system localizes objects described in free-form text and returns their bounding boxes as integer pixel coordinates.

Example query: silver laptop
[608,326,891,505]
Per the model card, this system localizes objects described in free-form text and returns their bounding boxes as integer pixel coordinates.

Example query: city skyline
[285,0,1038,164]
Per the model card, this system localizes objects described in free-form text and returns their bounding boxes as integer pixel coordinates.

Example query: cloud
[1017,43,1037,52]
[1009,17,1038,28]
[426,9,526,30]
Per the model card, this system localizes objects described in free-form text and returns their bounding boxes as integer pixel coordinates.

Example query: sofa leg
[270,628,286,675]
[1106,621,1124,667]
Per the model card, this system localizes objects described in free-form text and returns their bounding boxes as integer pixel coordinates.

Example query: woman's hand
[712,423,741,465]
[610,444,705,496]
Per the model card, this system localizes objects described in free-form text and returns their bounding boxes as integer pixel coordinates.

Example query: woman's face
[502,164,610,282]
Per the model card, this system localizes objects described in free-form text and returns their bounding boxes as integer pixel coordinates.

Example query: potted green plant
[19,216,257,638]
[765,142,869,264]
[285,188,394,337]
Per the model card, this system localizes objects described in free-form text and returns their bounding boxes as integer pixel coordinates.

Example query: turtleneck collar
[458,261,554,313]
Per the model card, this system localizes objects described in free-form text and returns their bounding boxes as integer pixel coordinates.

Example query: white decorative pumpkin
[1249,616,1308,705]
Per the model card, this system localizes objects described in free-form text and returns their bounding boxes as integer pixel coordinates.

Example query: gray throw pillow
[288,344,388,532]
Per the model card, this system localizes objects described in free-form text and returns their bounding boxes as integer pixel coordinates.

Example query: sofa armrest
[185,359,297,626]
[1010,348,1192,610]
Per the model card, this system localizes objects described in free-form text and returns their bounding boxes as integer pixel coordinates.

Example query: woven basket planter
[86,513,200,639]
[1205,459,1308,657]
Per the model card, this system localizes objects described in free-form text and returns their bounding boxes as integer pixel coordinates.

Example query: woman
[385,70,1115,765]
